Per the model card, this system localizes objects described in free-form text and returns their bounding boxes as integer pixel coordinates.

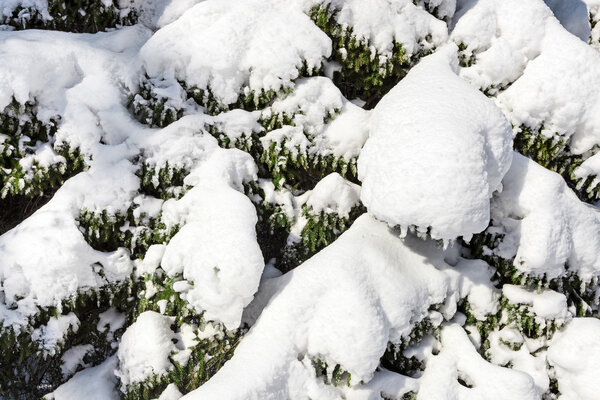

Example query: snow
[304,173,361,217]
[502,285,570,321]
[358,44,513,240]
[417,324,538,400]
[300,0,449,60]
[46,356,120,400]
[445,258,499,321]
[1,0,599,398]
[160,148,264,329]
[488,153,600,281]
[141,0,331,106]
[261,77,370,164]
[31,313,79,356]
[544,0,591,41]
[453,0,600,157]
[547,318,600,400]
[181,215,463,399]
[0,194,133,328]
[155,384,183,400]
[116,311,176,386]
[61,344,94,377]
[486,327,549,395]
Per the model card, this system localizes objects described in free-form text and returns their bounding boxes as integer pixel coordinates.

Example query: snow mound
[358,45,513,240]
[547,318,600,400]
[489,153,600,281]
[46,356,120,400]
[453,0,600,155]
[0,172,136,329]
[502,285,570,321]
[116,311,176,386]
[160,148,264,329]
[181,214,462,399]
[452,0,556,91]
[262,77,370,162]
[304,173,361,218]
[140,0,331,106]
[417,324,538,400]
[301,0,449,58]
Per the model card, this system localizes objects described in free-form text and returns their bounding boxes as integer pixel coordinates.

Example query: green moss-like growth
[514,125,599,203]
[1,0,137,33]
[310,4,429,108]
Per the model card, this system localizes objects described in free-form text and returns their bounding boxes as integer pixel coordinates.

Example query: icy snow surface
[358,45,513,240]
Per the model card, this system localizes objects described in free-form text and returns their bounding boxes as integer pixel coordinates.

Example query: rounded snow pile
[358,44,513,240]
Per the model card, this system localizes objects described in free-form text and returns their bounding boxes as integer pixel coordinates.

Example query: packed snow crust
[358,45,513,240]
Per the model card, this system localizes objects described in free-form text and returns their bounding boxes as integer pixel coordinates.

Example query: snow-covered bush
[1,1,600,400]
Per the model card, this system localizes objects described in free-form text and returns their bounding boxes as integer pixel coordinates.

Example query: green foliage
[469,230,599,317]
[312,358,352,387]
[279,203,366,272]
[514,125,599,203]
[1,0,137,33]
[137,162,187,200]
[500,296,565,339]
[459,299,501,353]
[0,99,86,199]
[78,207,179,257]
[457,42,476,68]
[260,139,358,190]
[123,273,244,399]
[133,274,197,326]
[129,78,185,128]
[380,317,435,376]
[0,282,133,399]
[310,4,429,108]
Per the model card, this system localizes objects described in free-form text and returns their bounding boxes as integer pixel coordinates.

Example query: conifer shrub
[514,125,599,203]
[1,0,137,33]
[0,100,85,200]
[309,4,431,108]
[0,281,134,398]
